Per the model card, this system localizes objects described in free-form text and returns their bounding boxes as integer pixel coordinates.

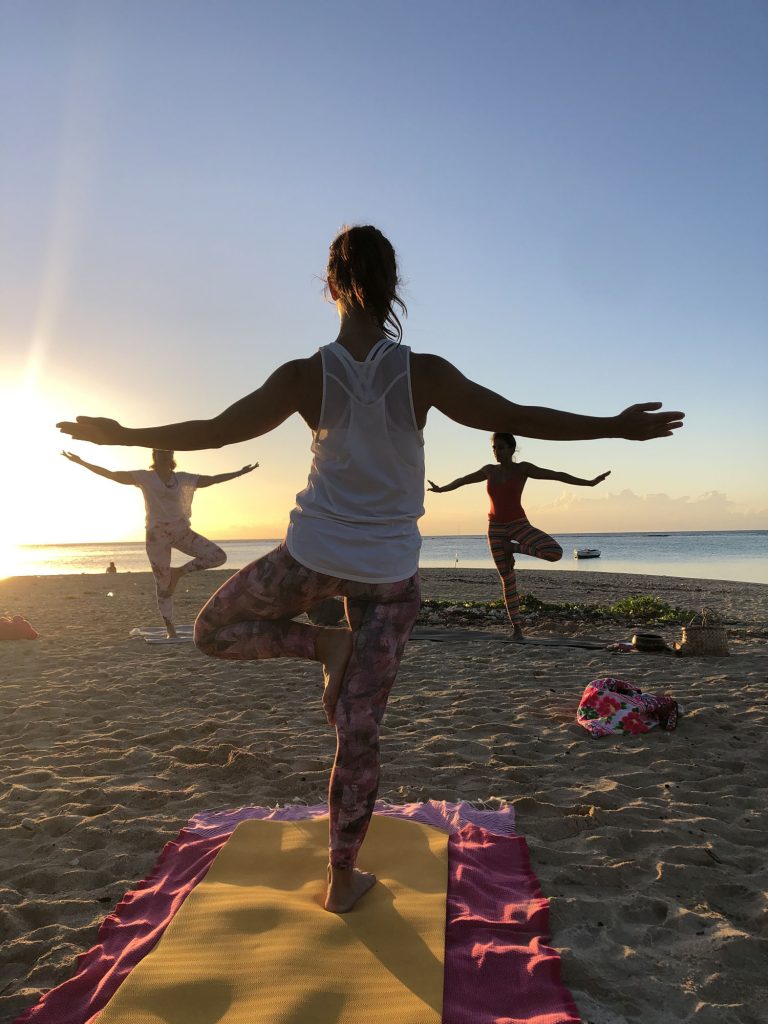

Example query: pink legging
[193,543,421,869]
[487,518,563,624]
[145,520,226,631]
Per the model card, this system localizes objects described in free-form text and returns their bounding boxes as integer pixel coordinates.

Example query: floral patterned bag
[576,677,679,738]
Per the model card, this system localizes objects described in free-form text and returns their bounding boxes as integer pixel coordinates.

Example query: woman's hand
[61,450,83,464]
[590,471,611,486]
[57,417,125,445]
[239,463,259,475]
[613,403,684,440]
[427,479,443,493]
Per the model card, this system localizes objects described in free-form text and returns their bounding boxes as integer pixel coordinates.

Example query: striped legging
[487,518,563,624]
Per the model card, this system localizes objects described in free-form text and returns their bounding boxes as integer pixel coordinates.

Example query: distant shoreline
[15,527,768,548]
[5,532,768,586]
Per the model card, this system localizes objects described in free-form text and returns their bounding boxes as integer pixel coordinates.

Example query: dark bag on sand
[631,632,668,653]
[674,607,729,657]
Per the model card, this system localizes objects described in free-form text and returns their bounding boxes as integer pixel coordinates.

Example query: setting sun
[0,377,139,549]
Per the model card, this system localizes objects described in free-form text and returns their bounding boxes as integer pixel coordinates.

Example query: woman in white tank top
[59,225,684,913]
[60,448,258,638]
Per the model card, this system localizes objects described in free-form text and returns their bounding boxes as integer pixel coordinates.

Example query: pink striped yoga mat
[14,801,580,1024]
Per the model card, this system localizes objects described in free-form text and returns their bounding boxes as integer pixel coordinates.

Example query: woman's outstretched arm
[522,464,611,487]
[196,463,259,488]
[427,468,487,493]
[60,451,134,484]
[411,355,684,441]
[57,359,316,449]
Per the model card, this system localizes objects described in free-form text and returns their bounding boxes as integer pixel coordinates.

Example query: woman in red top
[428,432,609,640]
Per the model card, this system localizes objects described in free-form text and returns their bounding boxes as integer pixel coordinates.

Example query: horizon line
[17,527,768,549]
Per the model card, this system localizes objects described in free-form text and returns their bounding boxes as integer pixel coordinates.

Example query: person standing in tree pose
[61,449,258,638]
[58,224,683,912]
[428,433,610,640]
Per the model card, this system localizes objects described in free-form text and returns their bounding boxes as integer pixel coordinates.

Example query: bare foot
[315,628,353,725]
[167,566,185,596]
[325,864,377,913]
[511,625,525,643]
[162,616,179,640]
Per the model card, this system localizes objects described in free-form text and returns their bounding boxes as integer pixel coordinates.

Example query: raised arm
[196,463,260,489]
[522,464,611,487]
[427,467,487,493]
[411,355,684,441]
[57,358,318,449]
[60,451,134,484]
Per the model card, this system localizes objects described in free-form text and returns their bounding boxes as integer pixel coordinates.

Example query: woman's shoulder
[280,352,322,386]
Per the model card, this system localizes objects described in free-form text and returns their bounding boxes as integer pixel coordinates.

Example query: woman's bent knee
[208,547,227,568]
[543,544,563,562]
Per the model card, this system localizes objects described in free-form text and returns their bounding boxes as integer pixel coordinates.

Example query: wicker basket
[674,607,729,657]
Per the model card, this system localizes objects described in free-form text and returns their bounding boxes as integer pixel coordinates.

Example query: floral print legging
[193,543,422,870]
[488,518,563,624]
[146,519,226,631]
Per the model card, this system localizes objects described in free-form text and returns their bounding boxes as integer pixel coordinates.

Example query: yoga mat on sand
[15,803,580,1024]
[98,816,449,1024]
[129,625,601,649]
[411,628,605,649]
[129,625,194,644]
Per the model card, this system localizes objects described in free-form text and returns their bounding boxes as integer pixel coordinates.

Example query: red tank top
[487,470,526,522]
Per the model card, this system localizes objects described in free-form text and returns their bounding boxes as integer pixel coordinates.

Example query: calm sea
[6,531,768,585]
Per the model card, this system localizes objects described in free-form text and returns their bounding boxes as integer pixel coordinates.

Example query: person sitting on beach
[61,450,258,638]
[58,224,683,913]
[106,561,117,574]
[428,434,610,640]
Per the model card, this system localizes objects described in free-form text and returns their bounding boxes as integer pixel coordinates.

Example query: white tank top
[131,470,199,527]
[286,339,425,583]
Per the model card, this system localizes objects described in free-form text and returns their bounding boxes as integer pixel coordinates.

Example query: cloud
[526,488,768,532]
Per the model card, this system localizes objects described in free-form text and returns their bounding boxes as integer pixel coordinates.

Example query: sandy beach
[1,566,766,1023]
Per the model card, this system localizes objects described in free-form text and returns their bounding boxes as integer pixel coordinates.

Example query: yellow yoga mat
[98,815,449,1024]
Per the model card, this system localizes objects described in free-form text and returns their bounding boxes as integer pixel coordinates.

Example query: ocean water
[5,531,767,585]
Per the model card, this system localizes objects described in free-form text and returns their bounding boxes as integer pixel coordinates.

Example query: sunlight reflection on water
[4,532,767,585]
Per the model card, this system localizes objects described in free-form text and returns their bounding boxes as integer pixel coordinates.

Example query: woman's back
[286,338,424,583]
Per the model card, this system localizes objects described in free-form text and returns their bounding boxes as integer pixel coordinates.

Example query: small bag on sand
[674,607,729,657]
[631,632,668,653]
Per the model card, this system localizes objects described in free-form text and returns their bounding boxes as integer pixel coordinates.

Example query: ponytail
[326,225,407,342]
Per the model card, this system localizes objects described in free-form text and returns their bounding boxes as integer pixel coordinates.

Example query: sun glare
[0,383,63,544]
[0,379,138,553]
[0,541,23,582]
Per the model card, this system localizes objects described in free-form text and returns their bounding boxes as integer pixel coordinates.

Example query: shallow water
[5,530,767,584]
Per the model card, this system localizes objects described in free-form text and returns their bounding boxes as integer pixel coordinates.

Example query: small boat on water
[574,548,601,559]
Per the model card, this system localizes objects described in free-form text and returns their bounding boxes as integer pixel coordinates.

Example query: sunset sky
[1,0,766,550]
